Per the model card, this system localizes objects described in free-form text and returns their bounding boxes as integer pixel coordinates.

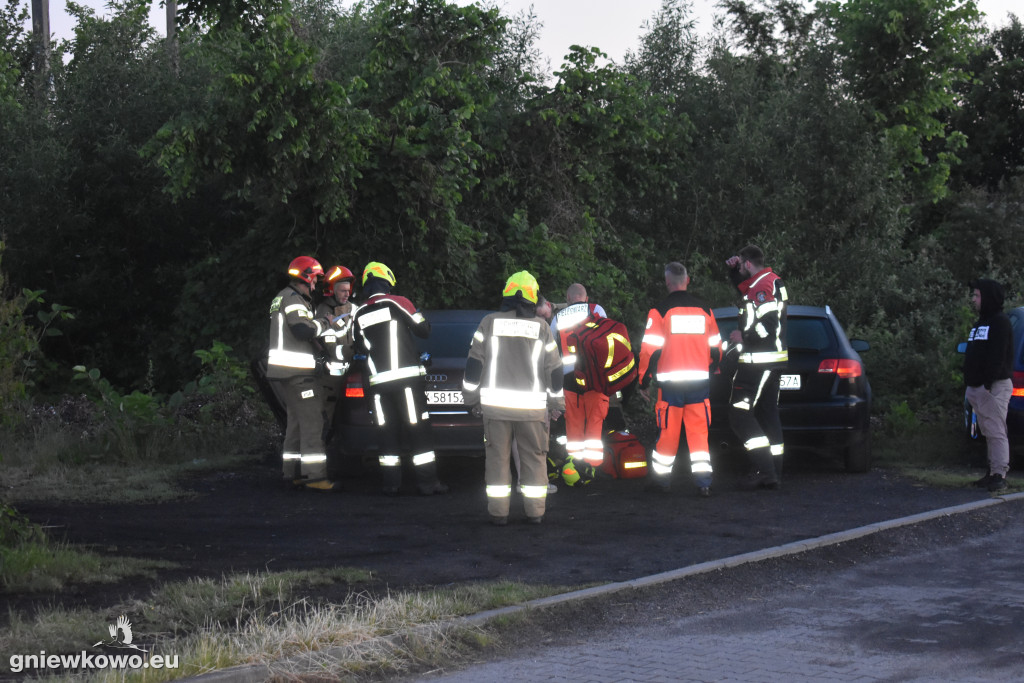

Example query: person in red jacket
[638,262,721,496]
[725,245,789,491]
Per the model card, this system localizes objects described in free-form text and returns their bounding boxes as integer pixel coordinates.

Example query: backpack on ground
[601,430,648,479]
[568,316,637,396]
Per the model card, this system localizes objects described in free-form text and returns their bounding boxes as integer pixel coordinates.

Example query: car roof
[422,310,494,323]
[713,304,833,319]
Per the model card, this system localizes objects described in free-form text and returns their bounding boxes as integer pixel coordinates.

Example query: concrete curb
[464,491,1024,623]
[190,491,1024,681]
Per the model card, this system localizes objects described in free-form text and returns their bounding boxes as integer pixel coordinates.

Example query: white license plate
[426,390,464,405]
[780,374,801,390]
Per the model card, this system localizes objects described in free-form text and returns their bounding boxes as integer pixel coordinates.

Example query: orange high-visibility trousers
[652,398,712,486]
[564,390,610,465]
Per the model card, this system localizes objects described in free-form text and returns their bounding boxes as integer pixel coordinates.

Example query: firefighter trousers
[652,389,712,488]
[564,390,610,466]
[371,383,443,493]
[484,419,548,519]
[275,375,327,482]
[729,365,784,478]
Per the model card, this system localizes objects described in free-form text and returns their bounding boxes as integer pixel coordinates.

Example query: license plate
[780,374,801,390]
[426,390,464,405]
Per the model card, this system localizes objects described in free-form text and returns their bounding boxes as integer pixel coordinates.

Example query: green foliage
[3,0,1022,426]
[883,400,921,436]
[949,15,1024,191]
[822,0,984,201]
[0,245,74,420]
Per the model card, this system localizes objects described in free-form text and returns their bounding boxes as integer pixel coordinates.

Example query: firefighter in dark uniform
[725,245,789,490]
[267,256,336,491]
[352,262,448,496]
[638,262,721,496]
[463,271,564,525]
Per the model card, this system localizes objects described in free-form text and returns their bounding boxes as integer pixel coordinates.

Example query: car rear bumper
[709,397,871,452]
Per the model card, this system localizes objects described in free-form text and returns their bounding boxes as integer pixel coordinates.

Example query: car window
[714,315,833,352]
[788,318,833,352]
[416,314,489,358]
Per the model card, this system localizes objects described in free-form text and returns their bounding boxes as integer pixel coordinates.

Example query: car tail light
[1013,371,1024,398]
[818,358,863,378]
[345,376,365,398]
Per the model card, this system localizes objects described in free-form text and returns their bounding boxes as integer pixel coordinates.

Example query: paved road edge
[189,492,1024,682]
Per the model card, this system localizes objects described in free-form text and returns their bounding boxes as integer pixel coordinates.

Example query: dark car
[961,306,1024,452]
[330,309,491,465]
[709,304,873,472]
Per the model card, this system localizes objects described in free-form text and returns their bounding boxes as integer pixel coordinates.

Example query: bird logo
[93,615,146,651]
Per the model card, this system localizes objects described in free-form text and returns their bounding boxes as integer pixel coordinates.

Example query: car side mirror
[850,339,870,353]
[956,342,967,354]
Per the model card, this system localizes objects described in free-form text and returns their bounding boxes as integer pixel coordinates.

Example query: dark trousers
[728,365,783,477]
[371,383,441,491]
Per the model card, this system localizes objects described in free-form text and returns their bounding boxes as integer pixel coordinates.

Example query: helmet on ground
[503,270,539,304]
[362,261,396,287]
[561,459,596,487]
[288,256,324,285]
[323,265,355,296]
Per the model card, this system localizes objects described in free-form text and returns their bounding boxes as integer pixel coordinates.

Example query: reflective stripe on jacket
[267,285,324,379]
[464,311,564,421]
[353,293,429,388]
[639,290,720,390]
[730,268,788,367]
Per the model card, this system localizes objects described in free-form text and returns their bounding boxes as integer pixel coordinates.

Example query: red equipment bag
[569,317,637,396]
[601,430,647,479]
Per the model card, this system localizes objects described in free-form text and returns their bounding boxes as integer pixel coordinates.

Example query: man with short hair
[639,262,721,496]
[964,278,1014,492]
[725,245,789,490]
[551,283,608,479]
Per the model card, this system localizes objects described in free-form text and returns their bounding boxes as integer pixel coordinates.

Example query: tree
[822,0,984,201]
[949,14,1024,190]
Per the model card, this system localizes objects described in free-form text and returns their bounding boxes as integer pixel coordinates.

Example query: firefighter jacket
[267,285,328,380]
[729,267,789,367]
[551,302,605,383]
[353,293,430,389]
[639,290,721,392]
[463,310,565,422]
[315,299,359,377]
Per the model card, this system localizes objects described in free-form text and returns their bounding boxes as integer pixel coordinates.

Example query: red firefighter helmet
[287,256,324,286]
[322,265,355,297]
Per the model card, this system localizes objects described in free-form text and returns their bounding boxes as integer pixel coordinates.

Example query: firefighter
[463,271,564,525]
[550,283,608,482]
[638,262,721,496]
[352,262,448,496]
[266,256,336,491]
[315,265,358,461]
[725,245,789,490]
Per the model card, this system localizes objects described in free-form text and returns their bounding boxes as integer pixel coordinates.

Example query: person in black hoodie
[964,278,1014,492]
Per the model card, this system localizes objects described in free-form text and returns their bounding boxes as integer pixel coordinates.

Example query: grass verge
[1,569,568,681]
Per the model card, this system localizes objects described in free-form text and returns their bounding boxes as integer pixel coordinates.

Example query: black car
[961,305,1024,453]
[709,304,873,472]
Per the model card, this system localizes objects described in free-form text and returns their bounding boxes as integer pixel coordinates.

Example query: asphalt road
[403,495,1024,683]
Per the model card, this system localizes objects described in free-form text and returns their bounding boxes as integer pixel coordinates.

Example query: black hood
[500,294,538,318]
[362,277,392,299]
[971,278,1005,318]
